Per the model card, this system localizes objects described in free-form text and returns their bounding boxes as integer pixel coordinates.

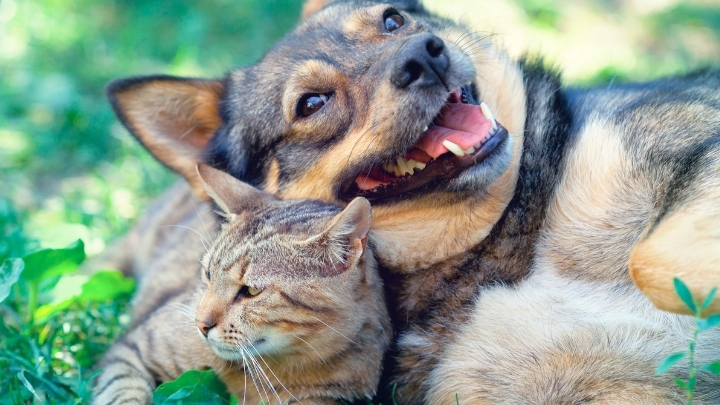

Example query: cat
[92,163,392,405]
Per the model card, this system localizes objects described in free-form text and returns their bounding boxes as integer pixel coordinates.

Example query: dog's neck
[379,59,572,402]
[383,58,572,330]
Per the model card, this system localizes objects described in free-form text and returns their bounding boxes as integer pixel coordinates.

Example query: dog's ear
[107,75,225,199]
[301,0,333,19]
[196,163,274,215]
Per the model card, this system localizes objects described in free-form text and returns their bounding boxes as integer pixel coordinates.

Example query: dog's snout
[391,33,449,89]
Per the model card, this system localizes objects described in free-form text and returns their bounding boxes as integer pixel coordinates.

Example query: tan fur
[111,79,224,199]
[541,121,653,283]
[301,0,332,20]
[630,183,720,315]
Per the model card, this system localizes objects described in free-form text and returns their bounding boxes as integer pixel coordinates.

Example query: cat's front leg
[92,329,157,404]
[93,305,207,404]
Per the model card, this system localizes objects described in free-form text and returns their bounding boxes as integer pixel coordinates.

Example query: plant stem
[26,282,38,326]
[687,308,702,405]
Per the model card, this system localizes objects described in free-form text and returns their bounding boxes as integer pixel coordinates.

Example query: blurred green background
[1,0,719,256]
[0,0,718,402]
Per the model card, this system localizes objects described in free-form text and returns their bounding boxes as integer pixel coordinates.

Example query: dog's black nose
[391,33,449,89]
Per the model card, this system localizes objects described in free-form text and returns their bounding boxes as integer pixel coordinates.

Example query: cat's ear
[321,197,372,271]
[107,75,225,199]
[196,163,274,215]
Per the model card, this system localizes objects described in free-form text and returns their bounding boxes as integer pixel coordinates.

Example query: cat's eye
[235,285,262,300]
[297,93,331,118]
[383,10,404,32]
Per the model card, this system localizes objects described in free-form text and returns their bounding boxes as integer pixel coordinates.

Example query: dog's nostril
[405,61,423,86]
[426,37,444,58]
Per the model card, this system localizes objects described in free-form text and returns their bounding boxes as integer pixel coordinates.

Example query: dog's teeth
[423,125,429,132]
[443,140,465,157]
[416,162,426,170]
[464,146,476,155]
[479,102,494,120]
[406,159,419,174]
[396,157,411,176]
[480,102,499,131]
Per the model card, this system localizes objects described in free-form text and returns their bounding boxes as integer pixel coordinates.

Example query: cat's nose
[195,318,216,337]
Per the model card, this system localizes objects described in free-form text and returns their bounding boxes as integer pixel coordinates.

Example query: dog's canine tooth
[423,125,429,132]
[480,102,499,131]
[443,140,465,157]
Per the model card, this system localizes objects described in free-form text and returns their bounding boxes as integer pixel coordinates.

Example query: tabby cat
[93,164,391,405]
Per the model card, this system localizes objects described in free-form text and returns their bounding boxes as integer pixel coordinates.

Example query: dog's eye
[383,10,404,32]
[297,93,330,118]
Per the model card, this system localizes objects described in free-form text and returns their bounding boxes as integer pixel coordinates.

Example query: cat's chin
[210,345,244,362]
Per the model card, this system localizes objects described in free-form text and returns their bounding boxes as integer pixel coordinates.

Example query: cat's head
[194,163,378,363]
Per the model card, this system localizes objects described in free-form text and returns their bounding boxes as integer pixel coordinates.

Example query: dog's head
[108,0,527,270]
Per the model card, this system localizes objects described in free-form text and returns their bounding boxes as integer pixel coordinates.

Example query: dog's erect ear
[196,163,274,216]
[107,75,225,199]
[301,0,333,19]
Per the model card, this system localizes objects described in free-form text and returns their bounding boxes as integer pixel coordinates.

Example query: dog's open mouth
[340,85,509,202]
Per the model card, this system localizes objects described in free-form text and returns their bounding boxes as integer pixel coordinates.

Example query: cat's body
[93,165,391,405]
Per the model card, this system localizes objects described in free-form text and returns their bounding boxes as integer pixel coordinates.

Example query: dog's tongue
[414,102,493,159]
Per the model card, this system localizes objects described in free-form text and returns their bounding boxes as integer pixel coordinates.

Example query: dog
[102,0,720,403]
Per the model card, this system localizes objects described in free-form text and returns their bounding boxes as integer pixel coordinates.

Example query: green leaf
[21,240,85,283]
[675,379,687,389]
[701,287,717,311]
[656,352,686,374]
[0,258,24,303]
[700,361,720,375]
[698,314,720,332]
[34,270,135,321]
[153,369,230,405]
[76,270,135,302]
[673,278,697,313]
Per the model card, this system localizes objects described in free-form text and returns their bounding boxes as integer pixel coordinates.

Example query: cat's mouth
[340,85,508,203]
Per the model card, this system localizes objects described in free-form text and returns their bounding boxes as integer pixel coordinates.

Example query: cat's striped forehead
[203,199,343,278]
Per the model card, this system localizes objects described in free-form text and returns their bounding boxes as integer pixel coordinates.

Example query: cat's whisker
[244,338,303,405]
[159,224,211,252]
[309,315,359,347]
[242,351,247,405]
[237,346,264,403]
[291,333,327,365]
[189,198,214,245]
[237,344,272,405]
[241,342,283,405]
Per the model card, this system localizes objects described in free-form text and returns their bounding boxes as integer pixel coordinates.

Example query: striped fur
[93,168,391,404]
